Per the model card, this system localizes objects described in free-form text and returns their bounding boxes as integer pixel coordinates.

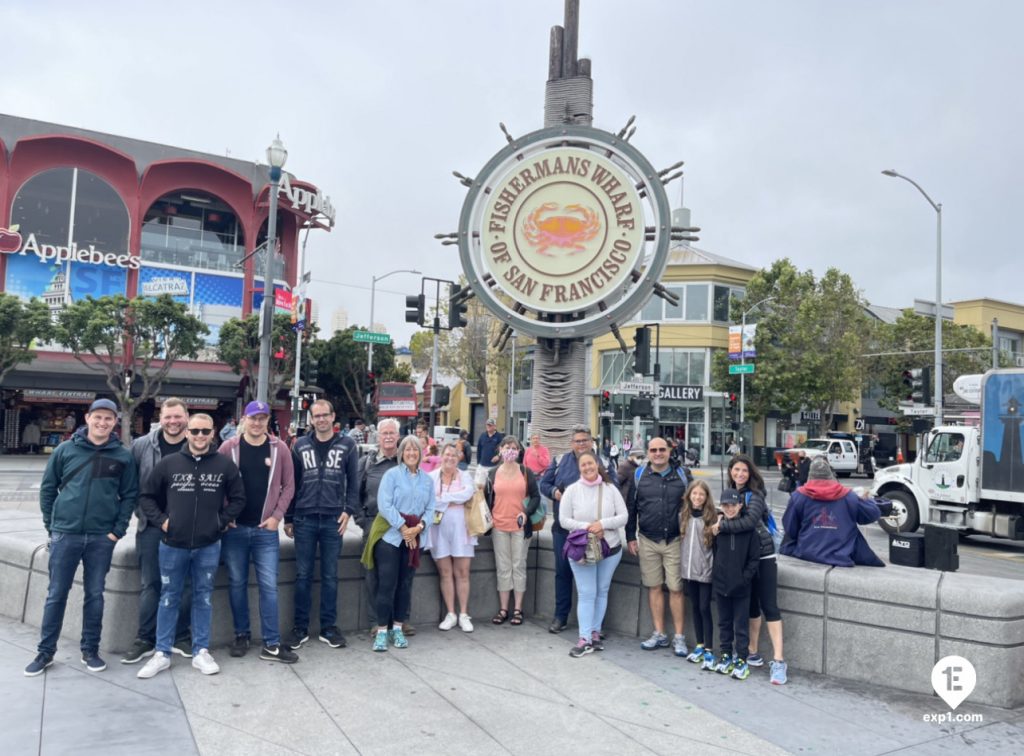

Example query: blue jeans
[136,525,191,645]
[38,532,116,655]
[222,525,281,645]
[551,522,574,622]
[156,541,220,655]
[292,514,341,631]
[568,549,623,641]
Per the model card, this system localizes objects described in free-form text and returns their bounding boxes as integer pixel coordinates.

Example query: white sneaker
[438,612,458,631]
[191,649,220,675]
[137,651,171,679]
[458,614,474,633]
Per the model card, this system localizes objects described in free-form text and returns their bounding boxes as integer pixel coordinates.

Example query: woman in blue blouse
[369,435,436,651]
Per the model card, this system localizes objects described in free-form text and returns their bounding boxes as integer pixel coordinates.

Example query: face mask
[500,448,519,463]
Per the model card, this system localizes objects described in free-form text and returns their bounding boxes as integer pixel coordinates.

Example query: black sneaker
[120,639,155,664]
[318,626,347,648]
[25,652,53,677]
[568,639,593,658]
[229,634,250,658]
[287,628,309,650]
[81,651,107,672]
[260,644,299,663]
[171,639,193,658]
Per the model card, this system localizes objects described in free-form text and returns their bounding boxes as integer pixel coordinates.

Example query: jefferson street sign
[729,364,755,375]
[353,330,391,345]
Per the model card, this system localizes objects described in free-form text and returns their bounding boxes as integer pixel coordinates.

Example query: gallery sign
[658,384,703,402]
[0,225,140,270]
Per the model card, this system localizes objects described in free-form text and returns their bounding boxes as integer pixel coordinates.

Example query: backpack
[745,491,783,553]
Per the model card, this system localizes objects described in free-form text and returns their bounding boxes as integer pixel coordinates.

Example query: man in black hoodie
[136,413,245,679]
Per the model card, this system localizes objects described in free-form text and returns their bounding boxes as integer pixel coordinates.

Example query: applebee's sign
[278,175,336,225]
[0,225,140,270]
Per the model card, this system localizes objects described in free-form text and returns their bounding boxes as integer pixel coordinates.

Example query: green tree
[712,259,874,432]
[312,326,399,421]
[218,312,310,403]
[0,293,53,384]
[54,294,208,442]
[870,310,993,418]
[408,330,434,372]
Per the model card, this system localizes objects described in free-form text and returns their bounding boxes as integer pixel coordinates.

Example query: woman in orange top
[523,433,551,476]
[484,436,540,626]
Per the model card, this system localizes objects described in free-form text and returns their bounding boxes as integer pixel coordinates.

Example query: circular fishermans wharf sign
[458,125,672,340]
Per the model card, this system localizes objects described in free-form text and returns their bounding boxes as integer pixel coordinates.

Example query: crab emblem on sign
[522,203,600,256]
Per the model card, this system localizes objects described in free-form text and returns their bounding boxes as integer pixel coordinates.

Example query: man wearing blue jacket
[539,424,618,634]
[25,399,139,677]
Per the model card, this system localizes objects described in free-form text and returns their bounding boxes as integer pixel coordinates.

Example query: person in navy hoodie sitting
[781,457,885,568]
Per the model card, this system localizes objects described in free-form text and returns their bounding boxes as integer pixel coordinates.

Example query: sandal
[510,609,524,626]
[491,609,509,625]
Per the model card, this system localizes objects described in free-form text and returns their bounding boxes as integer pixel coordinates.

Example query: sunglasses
[188,428,214,436]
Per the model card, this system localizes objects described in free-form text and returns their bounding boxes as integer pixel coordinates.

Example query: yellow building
[951,298,1024,364]
[589,238,758,463]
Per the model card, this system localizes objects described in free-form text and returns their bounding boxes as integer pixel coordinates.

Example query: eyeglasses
[312,413,332,419]
[649,447,669,452]
[572,438,591,444]
[188,428,214,436]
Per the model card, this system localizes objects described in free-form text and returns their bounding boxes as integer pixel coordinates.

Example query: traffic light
[903,366,932,405]
[405,293,425,326]
[448,284,469,329]
[634,327,651,376]
[367,371,377,394]
[433,385,451,406]
[727,392,737,412]
[306,357,319,385]
[601,390,611,411]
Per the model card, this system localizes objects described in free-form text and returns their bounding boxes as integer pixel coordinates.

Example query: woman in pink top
[425,444,477,632]
[484,436,540,626]
[523,433,551,475]
[420,444,441,473]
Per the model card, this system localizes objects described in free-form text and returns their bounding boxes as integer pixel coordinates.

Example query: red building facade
[0,114,332,449]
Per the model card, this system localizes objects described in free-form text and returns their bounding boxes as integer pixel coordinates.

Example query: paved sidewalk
[4,615,1021,755]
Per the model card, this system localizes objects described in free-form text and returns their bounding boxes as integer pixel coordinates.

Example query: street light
[367,268,421,373]
[882,169,943,424]
[257,134,288,405]
[739,296,775,431]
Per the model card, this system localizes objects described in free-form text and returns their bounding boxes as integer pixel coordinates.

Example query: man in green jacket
[24,399,139,677]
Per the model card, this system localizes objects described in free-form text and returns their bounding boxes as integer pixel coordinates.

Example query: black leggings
[684,580,714,648]
[374,540,416,627]
[749,557,782,622]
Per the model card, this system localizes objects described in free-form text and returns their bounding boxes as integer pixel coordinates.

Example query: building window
[713,285,746,323]
[685,283,709,321]
[639,294,662,322]
[7,167,130,308]
[600,351,636,387]
[141,192,245,272]
[518,358,534,390]
[664,286,683,319]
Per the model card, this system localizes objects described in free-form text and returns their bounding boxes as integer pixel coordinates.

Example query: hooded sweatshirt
[218,433,295,524]
[139,448,246,550]
[712,510,760,597]
[679,508,714,583]
[781,480,884,567]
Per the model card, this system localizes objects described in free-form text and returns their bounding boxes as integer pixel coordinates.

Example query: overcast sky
[3,0,1020,347]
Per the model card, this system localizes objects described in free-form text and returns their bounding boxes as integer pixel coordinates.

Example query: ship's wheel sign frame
[458,125,672,340]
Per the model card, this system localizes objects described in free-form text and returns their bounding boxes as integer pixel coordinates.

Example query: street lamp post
[882,169,943,425]
[257,135,288,405]
[739,296,775,439]
[367,268,421,374]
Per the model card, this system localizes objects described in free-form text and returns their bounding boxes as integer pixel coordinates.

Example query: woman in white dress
[426,443,477,631]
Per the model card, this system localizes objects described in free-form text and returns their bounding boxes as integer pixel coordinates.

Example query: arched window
[6,167,130,306]
[141,191,245,272]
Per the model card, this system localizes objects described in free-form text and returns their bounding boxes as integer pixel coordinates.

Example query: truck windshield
[925,432,965,464]
[802,440,830,451]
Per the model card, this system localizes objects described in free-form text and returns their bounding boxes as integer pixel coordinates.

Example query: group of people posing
[24,395,885,684]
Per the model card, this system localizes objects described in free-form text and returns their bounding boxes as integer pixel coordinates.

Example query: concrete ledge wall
[2,511,1022,708]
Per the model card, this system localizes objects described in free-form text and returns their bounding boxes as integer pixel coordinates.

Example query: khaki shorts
[638,534,683,591]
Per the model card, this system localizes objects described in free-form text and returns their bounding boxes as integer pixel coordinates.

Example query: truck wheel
[878,490,919,534]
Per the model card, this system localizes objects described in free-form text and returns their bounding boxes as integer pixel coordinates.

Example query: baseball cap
[88,398,118,414]
[719,489,743,506]
[244,400,271,417]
